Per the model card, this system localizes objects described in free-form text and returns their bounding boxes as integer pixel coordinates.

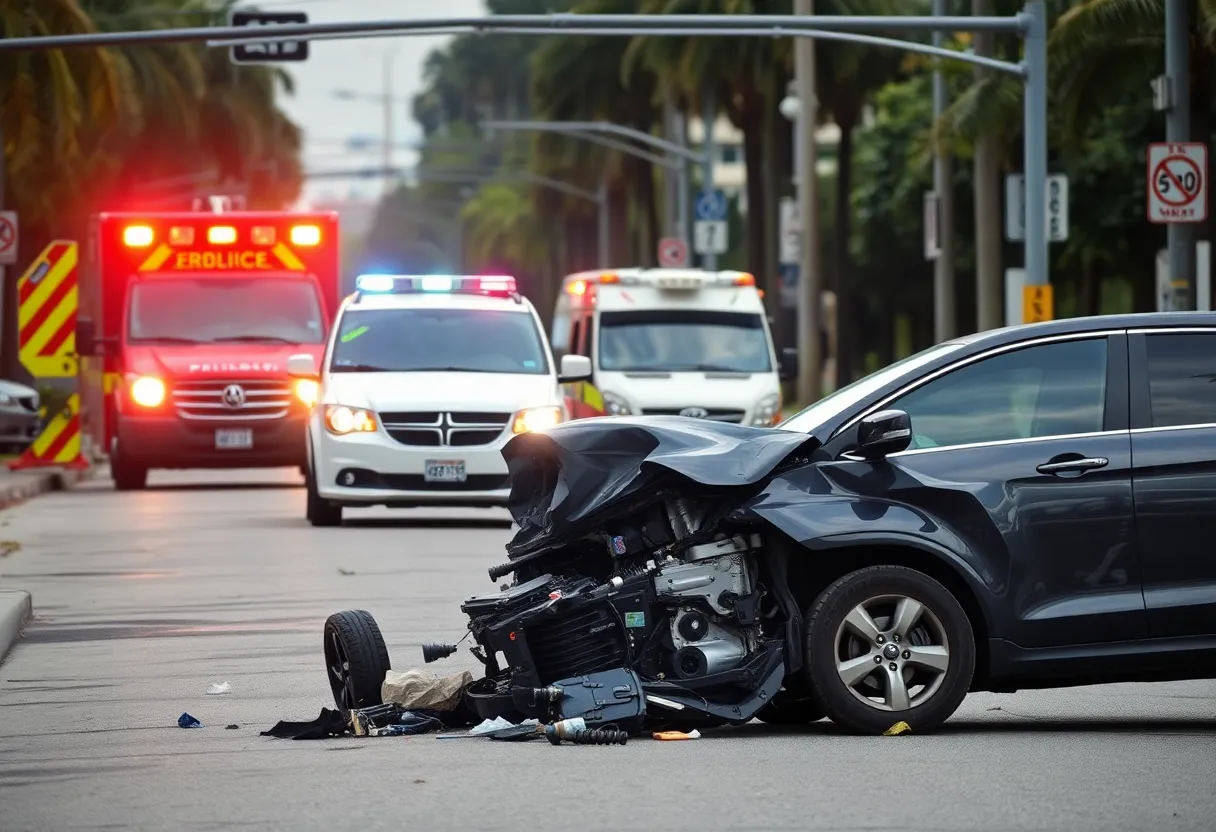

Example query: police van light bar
[566,271,755,294]
[355,274,518,297]
[207,225,237,245]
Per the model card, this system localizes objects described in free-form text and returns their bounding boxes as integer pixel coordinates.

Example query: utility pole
[794,0,822,405]
[972,0,1002,331]
[701,80,718,270]
[932,0,955,341]
[382,50,395,198]
[1165,0,1195,308]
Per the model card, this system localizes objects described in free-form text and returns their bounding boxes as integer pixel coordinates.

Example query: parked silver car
[0,380,41,451]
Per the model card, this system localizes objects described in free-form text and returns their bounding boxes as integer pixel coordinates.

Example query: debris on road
[0,540,20,556]
[337,568,355,576]
[206,681,231,695]
[178,713,203,729]
[382,667,472,711]
[883,721,912,736]
[653,729,700,741]
[262,708,348,740]
[225,724,240,730]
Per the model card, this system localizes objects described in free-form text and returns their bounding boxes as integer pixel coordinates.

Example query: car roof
[953,311,1216,350]
[342,291,536,314]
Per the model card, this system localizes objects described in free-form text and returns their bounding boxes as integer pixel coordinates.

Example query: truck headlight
[325,405,377,435]
[512,405,563,434]
[602,391,632,416]
[750,394,781,426]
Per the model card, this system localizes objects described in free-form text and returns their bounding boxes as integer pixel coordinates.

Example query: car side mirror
[856,409,913,459]
[76,317,98,357]
[778,347,799,382]
[287,353,319,380]
[558,353,592,384]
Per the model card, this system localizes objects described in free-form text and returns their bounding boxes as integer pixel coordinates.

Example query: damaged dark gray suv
[326,313,1216,735]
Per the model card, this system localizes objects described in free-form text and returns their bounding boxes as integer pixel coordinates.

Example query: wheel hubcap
[833,594,950,712]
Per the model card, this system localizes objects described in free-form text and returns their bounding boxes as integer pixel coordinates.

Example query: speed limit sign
[1147,142,1208,223]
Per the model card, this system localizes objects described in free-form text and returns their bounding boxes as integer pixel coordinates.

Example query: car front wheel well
[785,541,992,688]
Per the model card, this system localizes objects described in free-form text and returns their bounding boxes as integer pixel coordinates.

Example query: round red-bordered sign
[1152,155,1203,207]
[0,216,15,257]
[657,237,688,268]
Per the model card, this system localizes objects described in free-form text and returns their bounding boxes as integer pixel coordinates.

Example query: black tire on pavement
[306,464,342,527]
[323,610,391,711]
[111,440,148,491]
[804,565,975,735]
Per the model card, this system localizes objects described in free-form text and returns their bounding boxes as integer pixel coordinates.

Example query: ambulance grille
[640,408,746,423]
[172,379,292,421]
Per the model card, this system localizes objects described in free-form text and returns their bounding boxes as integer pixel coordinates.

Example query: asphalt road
[0,468,1213,832]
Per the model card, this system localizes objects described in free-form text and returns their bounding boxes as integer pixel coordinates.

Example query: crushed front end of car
[425,415,826,733]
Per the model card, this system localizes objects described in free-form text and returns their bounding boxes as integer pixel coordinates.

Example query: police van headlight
[750,394,781,426]
[512,405,563,434]
[325,405,377,435]
[602,391,633,416]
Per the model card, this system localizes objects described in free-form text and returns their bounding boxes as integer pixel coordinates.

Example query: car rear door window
[889,338,1108,450]
[1144,331,1216,428]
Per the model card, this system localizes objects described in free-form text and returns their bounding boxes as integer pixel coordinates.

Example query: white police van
[290,273,591,526]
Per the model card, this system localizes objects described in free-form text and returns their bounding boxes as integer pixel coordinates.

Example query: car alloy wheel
[804,565,975,734]
[833,594,950,712]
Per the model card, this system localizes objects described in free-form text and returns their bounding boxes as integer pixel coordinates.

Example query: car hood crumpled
[501,415,820,554]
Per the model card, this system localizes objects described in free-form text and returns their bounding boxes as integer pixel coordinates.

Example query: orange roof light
[598,272,620,284]
[291,224,321,246]
[168,226,194,246]
[734,273,756,286]
[207,225,237,245]
[252,226,276,245]
[123,225,154,248]
[567,279,588,296]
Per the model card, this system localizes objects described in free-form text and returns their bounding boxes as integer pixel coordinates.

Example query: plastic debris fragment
[652,729,700,741]
[178,712,203,728]
[883,721,912,736]
[206,682,231,695]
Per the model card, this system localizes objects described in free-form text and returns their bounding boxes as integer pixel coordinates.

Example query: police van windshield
[329,308,550,374]
[597,310,772,373]
[128,276,325,344]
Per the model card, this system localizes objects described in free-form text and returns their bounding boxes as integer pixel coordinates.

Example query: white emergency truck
[550,268,796,424]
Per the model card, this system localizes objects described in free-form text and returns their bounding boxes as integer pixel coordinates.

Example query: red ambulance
[76,210,341,490]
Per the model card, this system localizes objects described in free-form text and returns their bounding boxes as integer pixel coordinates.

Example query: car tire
[306,464,342,527]
[111,440,148,491]
[323,610,391,711]
[804,565,975,735]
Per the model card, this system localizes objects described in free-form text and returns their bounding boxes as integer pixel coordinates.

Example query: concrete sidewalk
[0,465,96,663]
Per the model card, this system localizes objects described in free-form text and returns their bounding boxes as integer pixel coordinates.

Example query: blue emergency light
[354,273,518,298]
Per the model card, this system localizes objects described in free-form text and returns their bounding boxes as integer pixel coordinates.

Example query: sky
[261,0,488,204]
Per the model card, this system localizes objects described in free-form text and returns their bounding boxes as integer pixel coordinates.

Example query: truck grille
[641,408,746,423]
[379,411,511,447]
[172,379,292,421]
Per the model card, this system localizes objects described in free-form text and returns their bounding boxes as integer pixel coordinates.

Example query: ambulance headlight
[324,405,377,435]
[602,391,632,416]
[129,376,166,408]
[750,394,782,426]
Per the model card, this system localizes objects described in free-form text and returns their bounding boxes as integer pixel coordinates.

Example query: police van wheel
[306,464,343,527]
[111,441,147,491]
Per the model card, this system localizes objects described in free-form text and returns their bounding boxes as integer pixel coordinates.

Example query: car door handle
[1036,457,1109,475]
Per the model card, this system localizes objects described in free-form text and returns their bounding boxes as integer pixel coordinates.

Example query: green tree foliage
[1,0,304,376]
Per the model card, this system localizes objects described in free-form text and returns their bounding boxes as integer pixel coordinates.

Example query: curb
[0,466,93,512]
[0,589,32,663]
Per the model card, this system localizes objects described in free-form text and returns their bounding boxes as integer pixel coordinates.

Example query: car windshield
[598,309,772,373]
[329,307,549,374]
[778,342,967,435]
[128,276,325,344]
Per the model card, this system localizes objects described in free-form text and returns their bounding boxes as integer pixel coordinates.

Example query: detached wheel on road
[804,565,975,735]
[306,464,342,527]
[110,439,147,491]
[323,610,391,711]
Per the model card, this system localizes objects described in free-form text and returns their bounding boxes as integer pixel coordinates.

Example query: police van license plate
[424,460,466,483]
[215,428,253,450]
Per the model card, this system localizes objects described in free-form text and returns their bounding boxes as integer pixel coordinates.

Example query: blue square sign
[695,189,728,222]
